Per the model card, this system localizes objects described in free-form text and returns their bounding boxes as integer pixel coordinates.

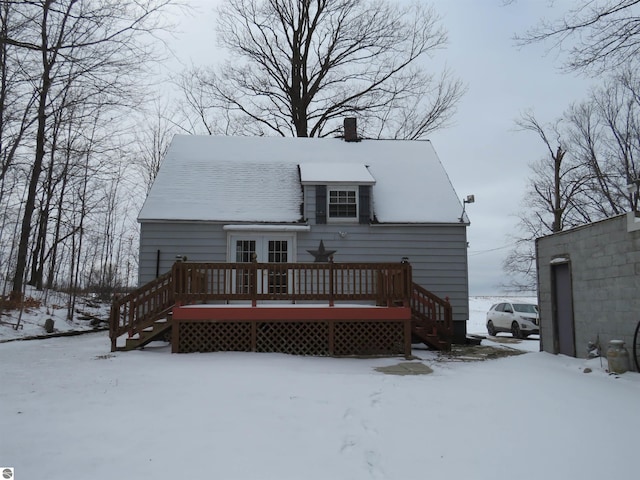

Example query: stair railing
[109,270,174,351]
[410,283,453,341]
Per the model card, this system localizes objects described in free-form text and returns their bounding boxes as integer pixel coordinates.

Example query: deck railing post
[168,269,174,305]
[127,299,135,337]
[109,303,118,352]
[445,296,453,335]
[251,254,258,307]
[328,257,334,307]
[172,262,184,305]
[404,263,412,305]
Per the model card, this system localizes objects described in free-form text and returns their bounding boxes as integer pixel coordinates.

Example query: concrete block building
[536,213,640,365]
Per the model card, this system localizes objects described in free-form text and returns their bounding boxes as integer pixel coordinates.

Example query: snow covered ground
[0,288,109,341]
[1,296,638,480]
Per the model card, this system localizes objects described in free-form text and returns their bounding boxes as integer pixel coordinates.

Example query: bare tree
[515,0,640,74]
[172,69,240,136]
[0,2,38,211]
[180,0,464,138]
[0,0,177,300]
[566,100,626,217]
[596,69,640,195]
[501,218,543,293]
[516,113,592,233]
[503,113,590,291]
[504,71,640,290]
[134,99,178,193]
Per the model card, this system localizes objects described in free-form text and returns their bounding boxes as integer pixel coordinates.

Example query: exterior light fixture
[459,194,475,222]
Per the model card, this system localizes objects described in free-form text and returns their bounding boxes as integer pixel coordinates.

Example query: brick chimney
[344,117,359,142]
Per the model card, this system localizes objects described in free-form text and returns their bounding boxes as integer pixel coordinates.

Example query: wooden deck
[110,261,453,355]
[172,304,411,355]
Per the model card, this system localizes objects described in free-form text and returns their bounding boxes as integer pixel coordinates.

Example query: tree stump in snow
[44,318,55,333]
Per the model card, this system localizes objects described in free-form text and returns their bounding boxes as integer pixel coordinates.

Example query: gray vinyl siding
[139,221,469,326]
[302,185,468,323]
[297,224,469,324]
[139,222,227,284]
[139,185,469,335]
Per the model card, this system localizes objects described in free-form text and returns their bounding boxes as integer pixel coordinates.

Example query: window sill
[327,217,359,224]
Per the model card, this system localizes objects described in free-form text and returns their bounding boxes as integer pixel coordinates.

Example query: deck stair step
[411,325,450,351]
[409,282,453,351]
[122,317,173,351]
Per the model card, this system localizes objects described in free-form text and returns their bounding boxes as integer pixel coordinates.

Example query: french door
[229,234,294,294]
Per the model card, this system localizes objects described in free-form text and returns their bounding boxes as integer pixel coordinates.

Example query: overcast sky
[165,0,596,296]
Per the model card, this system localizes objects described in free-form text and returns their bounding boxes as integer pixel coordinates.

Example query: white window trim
[226,232,297,263]
[327,185,359,223]
[223,224,310,232]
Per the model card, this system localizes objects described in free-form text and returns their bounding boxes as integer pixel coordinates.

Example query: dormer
[299,163,376,225]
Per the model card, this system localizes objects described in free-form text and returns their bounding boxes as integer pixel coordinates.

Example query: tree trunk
[552,146,565,233]
[11,0,54,299]
[11,77,49,299]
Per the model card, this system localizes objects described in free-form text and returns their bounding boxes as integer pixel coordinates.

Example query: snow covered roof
[299,163,375,185]
[138,135,465,224]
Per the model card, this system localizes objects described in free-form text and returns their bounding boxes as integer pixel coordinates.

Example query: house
[113,121,471,354]
[536,212,640,368]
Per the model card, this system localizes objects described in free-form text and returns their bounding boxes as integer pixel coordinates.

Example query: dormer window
[328,186,358,220]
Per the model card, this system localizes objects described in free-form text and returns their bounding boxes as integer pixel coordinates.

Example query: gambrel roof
[138,135,466,224]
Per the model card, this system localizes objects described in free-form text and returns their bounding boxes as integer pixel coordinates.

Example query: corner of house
[626,211,640,232]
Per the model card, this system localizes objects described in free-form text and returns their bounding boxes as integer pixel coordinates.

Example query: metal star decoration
[307,240,336,262]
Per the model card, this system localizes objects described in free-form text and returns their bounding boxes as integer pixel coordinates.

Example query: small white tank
[606,340,630,374]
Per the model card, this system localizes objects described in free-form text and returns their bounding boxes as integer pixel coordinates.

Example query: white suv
[486,302,539,338]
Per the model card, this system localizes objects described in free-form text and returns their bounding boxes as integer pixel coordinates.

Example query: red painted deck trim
[172,305,411,321]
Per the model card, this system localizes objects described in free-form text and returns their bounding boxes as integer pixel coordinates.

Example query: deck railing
[110,261,413,351]
[171,261,412,306]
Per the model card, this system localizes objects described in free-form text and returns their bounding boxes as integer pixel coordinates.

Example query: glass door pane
[267,240,288,294]
[235,240,256,293]
[228,234,294,296]
[236,240,256,262]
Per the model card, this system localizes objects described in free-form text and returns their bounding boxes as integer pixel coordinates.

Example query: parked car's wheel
[487,320,496,336]
[511,322,522,339]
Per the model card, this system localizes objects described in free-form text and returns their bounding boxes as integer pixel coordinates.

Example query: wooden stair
[110,269,174,352]
[411,324,450,351]
[409,283,453,351]
[121,316,173,351]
